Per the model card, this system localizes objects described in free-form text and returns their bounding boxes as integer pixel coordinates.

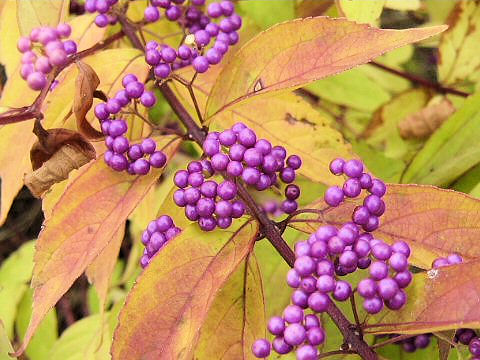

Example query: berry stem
[0,31,125,125]
[350,293,364,339]
[371,334,415,349]
[118,12,378,360]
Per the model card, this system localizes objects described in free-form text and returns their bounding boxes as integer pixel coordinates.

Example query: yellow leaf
[194,254,265,359]
[205,17,447,118]
[111,220,258,360]
[336,0,386,25]
[12,136,180,356]
[16,0,69,35]
[0,0,21,77]
[384,0,420,11]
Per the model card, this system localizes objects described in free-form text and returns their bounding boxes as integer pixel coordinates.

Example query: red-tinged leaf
[291,184,480,269]
[111,220,259,360]
[194,254,265,359]
[85,225,125,312]
[205,17,447,118]
[364,260,480,334]
[12,136,180,356]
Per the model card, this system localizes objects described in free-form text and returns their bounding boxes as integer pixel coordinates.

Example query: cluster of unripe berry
[140,215,181,268]
[252,159,412,359]
[143,0,242,76]
[17,24,77,91]
[85,0,119,27]
[95,74,167,174]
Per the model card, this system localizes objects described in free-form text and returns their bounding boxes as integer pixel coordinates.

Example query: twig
[371,334,415,349]
[319,350,356,358]
[370,61,470,98]
[350,293,363,339]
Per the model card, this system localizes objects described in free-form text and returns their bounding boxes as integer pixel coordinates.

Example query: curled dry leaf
[398,97,456,139]
[74,61,104,139]
[25,125,95,197]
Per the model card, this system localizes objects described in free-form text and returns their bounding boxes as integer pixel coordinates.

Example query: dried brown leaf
[74,61,103,139]
[26,126,95,197]
[398,98,456,139]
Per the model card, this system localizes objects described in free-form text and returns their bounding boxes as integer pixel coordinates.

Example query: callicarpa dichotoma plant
[0,1,480,359]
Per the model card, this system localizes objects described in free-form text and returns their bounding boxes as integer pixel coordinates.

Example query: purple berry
[198,216,216,231]
[280,167,295,183]
[316,259,334,276]
[219,129,236,146]
[226,161,243,177]
[281,200,298,214]
[252,339,270,358]
[308,292,330,312]
[125,81,145,99]
[333,280,352,301]
[122,74,137,87]
[174,170,189,188]
[242,167,261,185]
[392,241,410,258]
[267,316,285,335]
[385,289,407,310]
[231,200,245,218]
[141,138,156,154]
[358,278,378,298]
[173,189,186,207]
[284,323,306,346]
[154,63,171,79]
[294,256,316,277]
[370,179,387,197]
[372,242,392,261]
[324,186,344,207]
[394,270,412,288]
[238,128,256,147]
[286,269,301,288]
[211,153,230,171]
[113,136,129,153]
[291,289,309,308]
[370,261,389,280]
[229,143,246,161]
[27,72,47,90]
[207,2,222,17]
[196,197,215,217]
[359,173,373,189]
[193,56,209,73]
[283,305,304,323]
[316,275,336,293]
[217,180,237,200]
[378,278,399,300]
[150,151,166,168]
[200,180,217,198]
[343,159,363,178]
[343,178,362,198]
[363,296,384,314]
[165,5,182,20]
[110,154,128,171]
[389,252,408,272]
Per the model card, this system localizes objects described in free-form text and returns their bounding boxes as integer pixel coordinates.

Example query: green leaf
[194,254,265,359]
[305,68,391,112]
[112,220,258,360]
[376,338,438,360]
[403,92,480,185]
[0,241,35,337]
[15,289,57,360]
[205,17,446,117]
[336,0,386,25]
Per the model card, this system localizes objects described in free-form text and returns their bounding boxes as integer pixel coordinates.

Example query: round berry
[324,186,344,207]
[252,339,270,358]
[308,292,330,312]
[193,56,209,73]
[217,180,237,200]
[363,296,384,314]
[150,151,166,168]
[343,159,363,178]
[267,316,285,336]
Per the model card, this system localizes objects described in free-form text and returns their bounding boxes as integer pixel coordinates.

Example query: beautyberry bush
[0,1,479,360]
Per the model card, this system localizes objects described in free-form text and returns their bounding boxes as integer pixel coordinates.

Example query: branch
[369,61,470,98]
[118,13,378,360]
[0,31,125,125]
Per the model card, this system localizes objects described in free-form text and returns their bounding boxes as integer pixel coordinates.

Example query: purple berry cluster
[431,252,463,268]
[140,215,181,268]
[252,312,325,359]
[143,0,242,76]
[85,0,119,28]
[17,24,77,91]
[173,159,246,231]
[393,333,431,352]
[326,158,386,232]
[471,337,480,360]
[96,74,167,174]
[173,123,302,231]
[455,329,480,360]
[252,159,412,359]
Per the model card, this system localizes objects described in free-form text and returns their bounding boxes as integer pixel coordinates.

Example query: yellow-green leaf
[0,320,15,360]
[194,254,265,359]
[336,0,386,25]
[12,137,180,356]
[205,17,446,118]
[16,0,69,35]
[111,220,258,360]
[438,1,480,86]
[0,0,21,77]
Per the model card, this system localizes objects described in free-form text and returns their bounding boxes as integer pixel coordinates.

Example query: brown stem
[350,293,364,339]
[369,61,470,98]
[118,13,378,360]
[371,334,415,349]
[0,30,125,125]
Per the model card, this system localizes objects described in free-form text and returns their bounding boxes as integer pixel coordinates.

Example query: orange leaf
[12,136,180,356]
[364,260,480,334]
[111,220,258,360]
[205,17,447,118]
[293,184,480,269]
[194,253,265,359]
